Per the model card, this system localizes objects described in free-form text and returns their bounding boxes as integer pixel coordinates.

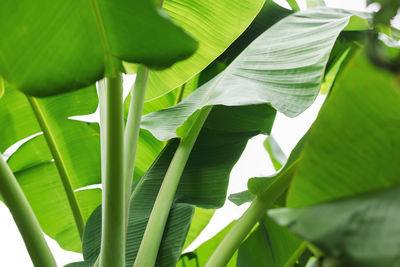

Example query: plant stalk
[283,241,308,267]
[27,96,85,239]
[0,154,57,267]
[99,74,126,267]
[204,167,294,267]
[134,106,212,267]
[286,0,300,10]
[124,65,149,218]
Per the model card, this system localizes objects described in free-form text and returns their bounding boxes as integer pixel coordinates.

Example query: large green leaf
[0,85,102,251]
[270,187,400,267]
[142,7,372,142]
[144,0,265,101]
[286,50,400,208]
[0,0,197,96]
[237,215,306,267]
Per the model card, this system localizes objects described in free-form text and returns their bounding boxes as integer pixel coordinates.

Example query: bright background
[0,1,398,266]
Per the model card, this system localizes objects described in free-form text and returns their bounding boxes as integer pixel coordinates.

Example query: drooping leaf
[270,187,400,267]
[229,190,255,206]
[286,50,400,208]
[142,8,372,142]
[144,0,265,101]
[237,215,306,267]
[0,84,101,251]
[0,0,198,96]
[264,136,287,171]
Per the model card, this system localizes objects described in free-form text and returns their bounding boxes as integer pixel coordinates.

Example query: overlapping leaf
[144,0,265,101]
[237,215,307,267]
[0,85,101,251]
[267,50,400,266]
[142,7,372,142]
[0,0,198,96]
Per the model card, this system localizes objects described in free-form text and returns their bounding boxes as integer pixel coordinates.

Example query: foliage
[0,0,399,267]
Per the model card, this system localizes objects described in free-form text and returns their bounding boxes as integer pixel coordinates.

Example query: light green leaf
[142,8,372,142]
[0,0,197,96]
[183,208,215,250]
[0,84,101,251]
[144,0,265,101]
[270,187,400,267]
[306,0,326,8]
[286,50,400,208]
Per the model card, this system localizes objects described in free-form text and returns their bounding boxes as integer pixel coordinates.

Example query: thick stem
[0,154,56,267]
[134,106,212,267]
[99,74,126,267]
[124,65,149,218]
[27,96,85,239]
[204,167,294,267]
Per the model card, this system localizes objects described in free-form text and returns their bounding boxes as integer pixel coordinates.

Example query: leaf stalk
[204,167,294,267]
[99,74,126,267]
[134,106,212,267]
[0,154,57,267]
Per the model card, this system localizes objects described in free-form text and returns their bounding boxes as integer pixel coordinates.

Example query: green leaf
[264,136,287,171]
[0,0,198,96]
[177,222,238,267]
[142,8,372,142]
[306,0,326,8]
[217,0,293,64]
[0,85,101,251]
[183,208,215,250]
[81,101,276,265]
[229,191,255,206]
[286,50,400,208]
[144,0,265,101]
[270,187,400,267]
[237,215,305,267]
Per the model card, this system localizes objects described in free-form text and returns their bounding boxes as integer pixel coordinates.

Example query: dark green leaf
[0,0,197,96]
[237,215,304,267]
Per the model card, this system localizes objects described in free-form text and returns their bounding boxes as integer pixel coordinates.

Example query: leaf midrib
[90,0,116,76]
[27,96,85,240]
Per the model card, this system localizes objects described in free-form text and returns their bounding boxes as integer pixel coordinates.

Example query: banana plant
[0,0,399,267]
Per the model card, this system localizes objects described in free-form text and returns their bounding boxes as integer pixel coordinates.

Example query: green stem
[99,74,126,267]
[124,65,149,218]
[134,106,212,267]
[27,96,85,239]
[283,241,308,267]
[0,154,56,267]
[286,0,300,10]
[204,167,294,267]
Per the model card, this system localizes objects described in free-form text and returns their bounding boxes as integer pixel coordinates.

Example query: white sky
[0,1,397,266]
